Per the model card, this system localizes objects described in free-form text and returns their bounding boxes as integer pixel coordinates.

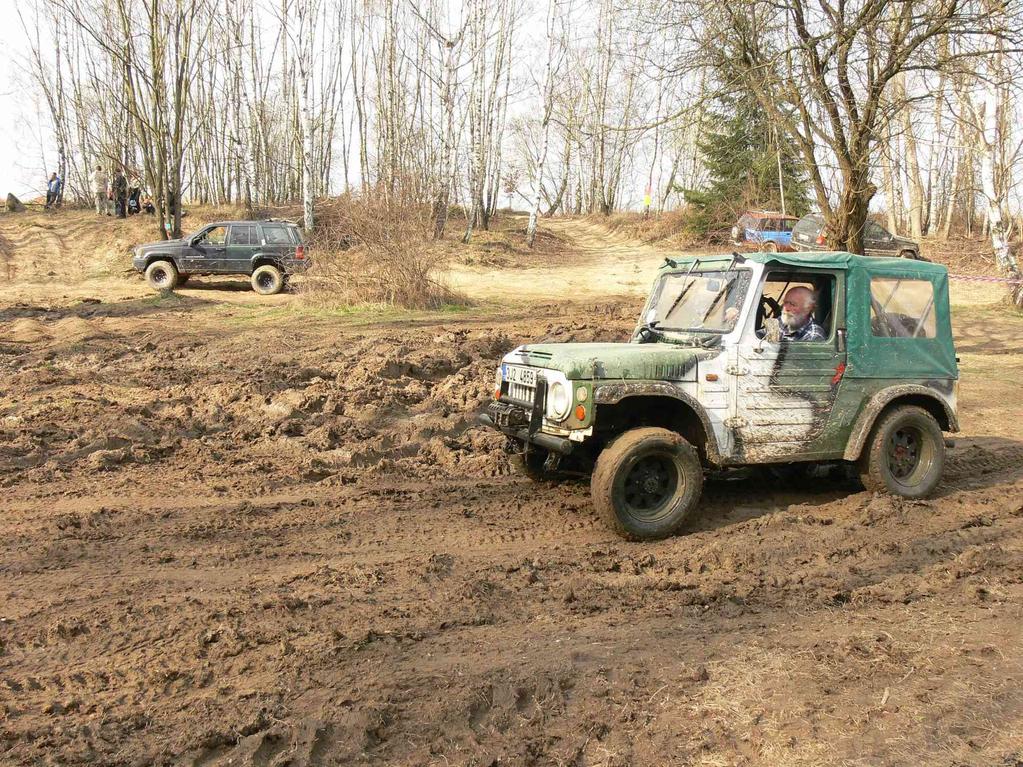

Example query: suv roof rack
[262,217,297,224]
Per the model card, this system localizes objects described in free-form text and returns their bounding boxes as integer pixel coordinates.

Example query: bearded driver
[760,286,825,342]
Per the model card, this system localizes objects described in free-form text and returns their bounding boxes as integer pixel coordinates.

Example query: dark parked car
[731,210,799,252]
[791,214,922,259]
[131,219,309,295]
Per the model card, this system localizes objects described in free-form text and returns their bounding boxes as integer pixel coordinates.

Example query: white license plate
[504,365,537,387]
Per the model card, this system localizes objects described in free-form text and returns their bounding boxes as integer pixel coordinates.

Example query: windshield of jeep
[643,268,752,333]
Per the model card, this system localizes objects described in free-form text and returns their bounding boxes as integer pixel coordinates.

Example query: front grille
[507,381,536,402]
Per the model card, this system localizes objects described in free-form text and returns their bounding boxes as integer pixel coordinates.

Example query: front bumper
[476,401,574,455]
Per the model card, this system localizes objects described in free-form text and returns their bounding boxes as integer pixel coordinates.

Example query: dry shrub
[302,192,466,310]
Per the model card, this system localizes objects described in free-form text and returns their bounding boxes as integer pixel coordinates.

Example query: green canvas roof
[665,250,948,277]
[664,251,957,380]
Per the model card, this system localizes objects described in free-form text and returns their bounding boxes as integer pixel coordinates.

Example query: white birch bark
[296,0,315,231]
[527,0,559,248]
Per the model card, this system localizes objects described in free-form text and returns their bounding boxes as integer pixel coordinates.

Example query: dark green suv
[131,220,309,295]
[792,214,921,259]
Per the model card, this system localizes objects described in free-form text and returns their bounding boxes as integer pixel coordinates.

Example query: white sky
[0,3,48,200]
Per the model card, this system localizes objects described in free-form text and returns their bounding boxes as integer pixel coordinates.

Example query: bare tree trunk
[296,0,316,231]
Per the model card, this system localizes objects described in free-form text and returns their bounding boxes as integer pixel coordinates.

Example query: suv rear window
[262,225,296,245]
[870,278,936,338]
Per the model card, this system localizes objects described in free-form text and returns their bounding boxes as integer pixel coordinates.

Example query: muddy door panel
[733,344,846,462]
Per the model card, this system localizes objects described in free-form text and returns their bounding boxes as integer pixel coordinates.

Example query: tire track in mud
[0,222,65,282]
[943,438,1023,484]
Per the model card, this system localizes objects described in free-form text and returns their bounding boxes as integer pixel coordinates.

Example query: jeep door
[226,223,259,274]
[732,270,848,462]
[184,225,228,273]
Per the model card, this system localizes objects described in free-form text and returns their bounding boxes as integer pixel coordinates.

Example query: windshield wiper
[662,258,700,322]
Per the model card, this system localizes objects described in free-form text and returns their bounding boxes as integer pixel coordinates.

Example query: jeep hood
[139,238,184,249]
[504,342,715,381]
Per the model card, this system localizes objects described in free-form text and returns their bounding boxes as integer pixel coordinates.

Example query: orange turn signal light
[494,389,501,400]
[705,373,719,382]
[575,405,586,421]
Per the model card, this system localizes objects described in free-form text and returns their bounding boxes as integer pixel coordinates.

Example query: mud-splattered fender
[592,381,725,465]
[842,383,959,461]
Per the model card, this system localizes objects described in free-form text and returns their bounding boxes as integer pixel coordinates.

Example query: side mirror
[837,327,847,353]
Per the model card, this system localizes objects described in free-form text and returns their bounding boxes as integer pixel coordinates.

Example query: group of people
[91,165,155,218]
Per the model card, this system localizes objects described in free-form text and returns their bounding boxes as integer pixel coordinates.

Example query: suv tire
[251,264,284,295]
[145,260,178,291]
[858,405,944,498]
[898,249,917,260]
[591,427,703,540]
[761,241,778,253]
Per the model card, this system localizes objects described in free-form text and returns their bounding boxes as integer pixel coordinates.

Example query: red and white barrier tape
[949,273,1023,285]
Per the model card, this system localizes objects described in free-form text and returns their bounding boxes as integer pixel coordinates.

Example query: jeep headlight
[548,380,571,420]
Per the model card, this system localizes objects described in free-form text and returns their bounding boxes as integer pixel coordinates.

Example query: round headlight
[549,381,571,420]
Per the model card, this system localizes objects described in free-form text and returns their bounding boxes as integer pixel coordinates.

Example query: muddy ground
[1,209,1022,766]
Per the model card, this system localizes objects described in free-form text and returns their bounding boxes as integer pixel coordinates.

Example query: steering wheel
[760,295,781,318]
[757,294,781,327]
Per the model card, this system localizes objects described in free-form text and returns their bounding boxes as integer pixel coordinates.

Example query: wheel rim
[620,452,680,520]
[151,267,168,286]
[885,424,935,485]
[257,272,275,290]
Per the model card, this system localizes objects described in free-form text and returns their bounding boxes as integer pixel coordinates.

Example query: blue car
[731,211,799,252]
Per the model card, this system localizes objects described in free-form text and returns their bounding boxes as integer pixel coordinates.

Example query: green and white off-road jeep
[478,252,959,540]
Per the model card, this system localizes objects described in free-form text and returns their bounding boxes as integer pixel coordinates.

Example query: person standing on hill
[92,164,110,216]
[113,168,128,218]
[44,172,61,209]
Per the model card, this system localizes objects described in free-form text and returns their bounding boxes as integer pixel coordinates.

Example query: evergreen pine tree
[697,94,809,220]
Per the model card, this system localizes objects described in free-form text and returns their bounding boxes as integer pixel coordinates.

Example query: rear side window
[230,224,258,245]
[870,278,936,338]
[262,225,294,245]
[866,222,890,240]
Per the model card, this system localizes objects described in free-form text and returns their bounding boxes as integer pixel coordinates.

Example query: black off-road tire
[512,447,558,482]
[144,260,178,291]
[858,405,944,498]
[591,427,704,541]
[251,264,284,295]
[761,240,778,253]
[898,249,918,260]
